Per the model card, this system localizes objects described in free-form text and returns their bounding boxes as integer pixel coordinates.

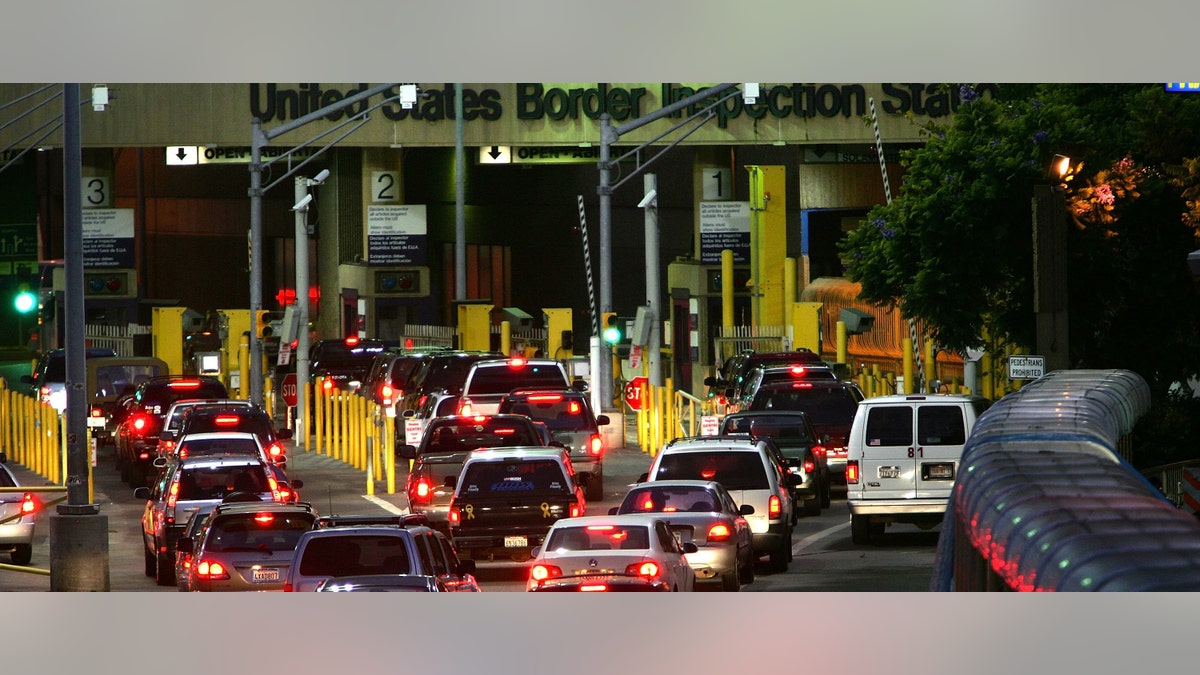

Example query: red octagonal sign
[623,376,648,411]
[281,373,298,407]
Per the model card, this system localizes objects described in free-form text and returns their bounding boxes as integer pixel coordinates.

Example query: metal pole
[598,114,614,408]
[295,177,310,445]
[455,83,466,301]
[644,173,662,387]
[249,118,265,405]
[61,84,90,511]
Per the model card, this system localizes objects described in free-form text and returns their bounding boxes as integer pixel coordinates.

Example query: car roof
[178,431,260,442]
[212,501,315,516]
[551,513,665,527]
[464,447,568,460]
[175,455,268,468]
[662,435,766,451]
[625,479,725,491]
[858,393,987,404]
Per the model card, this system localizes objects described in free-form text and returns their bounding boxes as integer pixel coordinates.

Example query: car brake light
[530,564,562,582]
[415,481,431,499]
[846,460,860,484]
[90,407,103,418]
[588,434,603,457]
[254,514,275,524]
[345,336,359,346]
[139,452,150,460]
[214,415,240,426]
[448,505,461,525]
[169,381,201,389]
[707,524,732,541]
[267,444,284,459]
[791,382,813,389]
[380,384,393,402]
[507,357,526,368]
[580,584,608,592]
[167,481,179,509]
[626,561,659,578]
[457,399,473,415]
[527,394,562,403]
[284,583,293,592]
[195,560,230,580]
[132,416,148,432]
[322,378,334,393]
[768,495,781,518]
[567,400,581,414]
[700,469,716,480]
[570,503,581,518]
[278,489,293,501]
[804,458,815,473]
[20,493,38,515]
[812,445,826,459]
[790,366,806,375]
[586,525,615,531]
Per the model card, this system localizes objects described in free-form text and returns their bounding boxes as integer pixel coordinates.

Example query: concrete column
[49,512,109,591]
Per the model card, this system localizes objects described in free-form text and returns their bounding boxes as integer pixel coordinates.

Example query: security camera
[92,84,109,112]
[400,84,418,109]
[637,189,657,208]
[312,169,330,185]
[742,83,760,105]
[292,193,313,211]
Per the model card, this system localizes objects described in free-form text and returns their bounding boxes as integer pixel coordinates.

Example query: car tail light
[567,400,581,414]
[707,524,732,541]
[580,584,608,592]
[345,336,360,346]
[846,460,860,484]
[278,488,293,502]
[90,407,104,419]
[570,503,581,518]
[38,385,51,403]
[195,559,230,580]
[20,492,38,515]
[167,481,179,509]
[768,495,781,518]
[169,381,201,390]
[254,514,275,524]
[380,384,394,404]
[284,582,293,592]
[507,357,526,369]
[804,458,815,473]
[448,504,461,525]
[214,415,240,426]
[812,445,826,459]
[132,415,149,432]
[626,561,659,578]
[267,444,285,460]
[322,378,334,393]
[588,434,603,457]
[457,399,474,415]
[527,394,562,403]
[789,366,806,376]
[530,564,562,582]
[415,481,431,498]
[267,476,283,503]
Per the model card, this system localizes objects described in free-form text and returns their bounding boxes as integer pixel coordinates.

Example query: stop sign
[623,376,649,411]
[281,373,298,407]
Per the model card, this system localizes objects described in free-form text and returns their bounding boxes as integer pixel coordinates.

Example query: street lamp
[1033,154,1072,372]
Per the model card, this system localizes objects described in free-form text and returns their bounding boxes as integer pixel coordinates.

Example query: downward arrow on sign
[176,147,188,161]
[488,146,501,159]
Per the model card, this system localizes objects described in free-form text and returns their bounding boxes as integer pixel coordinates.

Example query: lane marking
[362,494,407,515]
[793,520,849,555]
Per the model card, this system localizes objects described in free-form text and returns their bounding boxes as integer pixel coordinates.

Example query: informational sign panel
[699,201,750,264]
[1007,355,1046,380]
[367,204,427,265]
[700,415,720,436]
[0,223,38,261]
[82,208,135,268]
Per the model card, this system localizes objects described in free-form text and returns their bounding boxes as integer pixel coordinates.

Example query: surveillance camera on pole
[400,84,418,109]
[91,84,109,111]
[292,193,313,212]
[311,169,330,185]
[637,189,657,209]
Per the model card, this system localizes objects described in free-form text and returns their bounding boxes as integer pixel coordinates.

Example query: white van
[845,394,990,545]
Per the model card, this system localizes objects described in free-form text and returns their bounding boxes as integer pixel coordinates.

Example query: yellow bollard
[902,338,914,394]
[366,436,375,496]
[924,340,936,393]
[302,381,312,453]
[665,378,675,443]
[385,414,396,495]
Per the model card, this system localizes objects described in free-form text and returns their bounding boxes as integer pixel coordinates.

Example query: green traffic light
[603,326,621,344]
[14,291,36,314]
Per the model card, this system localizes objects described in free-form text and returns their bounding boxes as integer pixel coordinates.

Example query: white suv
[845,393,990,545]
[457,357,574,415]
[640,436,797,573]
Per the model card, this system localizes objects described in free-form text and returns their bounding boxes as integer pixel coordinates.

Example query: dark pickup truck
[447,447,586,563]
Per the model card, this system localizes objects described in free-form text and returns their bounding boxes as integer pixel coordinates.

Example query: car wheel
[10,544,32,566]
[721,569,740,592]
[144,542,156,577]
[769,537,789,573]
[586,473,603,502]
[155,548,175,586]
[820,480,831,509]
[851,514,870,545]
[803,496,821,517]
[738,549,755,585]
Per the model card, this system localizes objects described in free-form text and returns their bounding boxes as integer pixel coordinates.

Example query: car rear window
[865,406,914,446]
[184,413,273,438]
[313,342,386,368]
[206,511,316,552]
[416,459,466,485]
[748,385,859,426]
[917,406,967,446]
[94,363,166,397]
[621,485,721,513]
[721,415,816,443]
[546,524,650,551]
[141,381,230,411]
[467,364,569,396]
[177,437,262,459]
[500,394,595,431]
[460,459,570,496]
[176,464,270,500]
[653,451,769,491]
[415,356,493,394]
[298,535,412,577]
[423,419,541,452]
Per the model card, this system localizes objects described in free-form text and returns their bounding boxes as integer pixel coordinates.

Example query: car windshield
[748,386,858,426]
[621,486,721,514]
[205,512,316,553]
[653,451,769,491]
[545,525,650,552]
[298,535,413,577]
[459,459,570,497]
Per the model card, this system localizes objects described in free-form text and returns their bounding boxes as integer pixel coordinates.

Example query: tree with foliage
[841,84,1200,406]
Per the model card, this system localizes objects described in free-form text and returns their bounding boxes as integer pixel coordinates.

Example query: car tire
[802,496,821,517]
[144,542,156,577]
[10,544,32,566]
[820,480,831,509]
[586,473,603,502]
[721,569,740,592]
[769,537,789,573]
[851,514,870,545]
[155,548,175,586]
[738,549,755,585]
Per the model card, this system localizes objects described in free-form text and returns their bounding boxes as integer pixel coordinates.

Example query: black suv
[396,351,500,416]
[172,403,293,466]
[705,349,827,404]
[360,348,449,408]
[308,337,387,393]
[747,378,864,485]
[497,389,609,501]
[115,376,229,487]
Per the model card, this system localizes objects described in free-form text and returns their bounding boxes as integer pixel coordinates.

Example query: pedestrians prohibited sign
[624,376,648,411]
[1008,355,1045,380]
[281,373,298,407]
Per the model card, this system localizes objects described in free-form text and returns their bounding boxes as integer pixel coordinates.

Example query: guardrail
[930,369,1200,591]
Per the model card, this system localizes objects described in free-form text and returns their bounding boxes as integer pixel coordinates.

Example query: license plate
[87,417,105,428]
[878,466,901,479]
[251,568,280,582]
[504,536,528,548]
[924,463,954,480]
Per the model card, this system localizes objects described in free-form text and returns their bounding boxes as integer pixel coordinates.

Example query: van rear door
[912,404,967,498]
[858,405,916,500]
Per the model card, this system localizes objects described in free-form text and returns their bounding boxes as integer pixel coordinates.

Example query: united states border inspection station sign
[1008,355,1045,380]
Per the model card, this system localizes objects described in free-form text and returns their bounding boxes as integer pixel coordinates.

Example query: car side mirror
[821,434,831,445]
[397,444,417,460]
[549,441,567,449]
[443,475,457,489]
[571,380,589,392]
[636,473,648,484]
[276,429,294,440]
[682,542,699,554]
[739,504,755,515]
[290,479,304,490]
[176,537,193,555]
[402,409,415,419]
[595,414,610,426]
[608,506,619,515]
[787,473,803,487]
[133,487,151,500]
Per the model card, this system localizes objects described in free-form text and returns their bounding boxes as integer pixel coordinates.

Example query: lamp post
[292,169,329,445]
[1032,154,1071,372]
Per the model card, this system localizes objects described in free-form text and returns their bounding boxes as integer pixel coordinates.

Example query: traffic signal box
[602,312,621,344]
[254,309,274,338]
[543,307,573,358]
[152,307,189,375]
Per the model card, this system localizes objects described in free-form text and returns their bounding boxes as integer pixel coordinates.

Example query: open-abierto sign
[1008,355,1045,380]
